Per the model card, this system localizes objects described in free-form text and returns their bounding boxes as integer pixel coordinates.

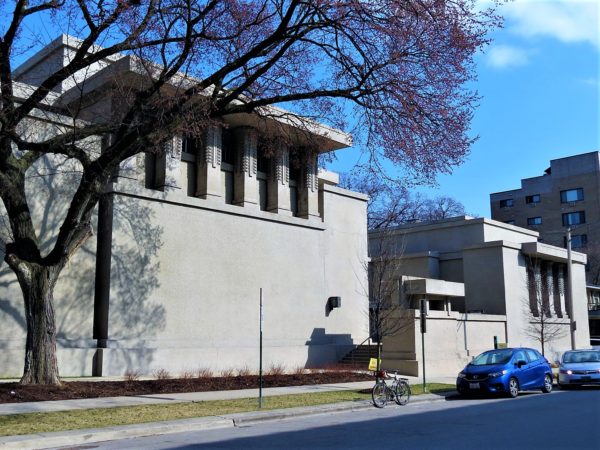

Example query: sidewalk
[0,376,457,449]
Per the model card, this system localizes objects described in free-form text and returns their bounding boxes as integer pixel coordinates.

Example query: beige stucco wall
[96,180,368,376]
[0,156,368,379]
[382,311,507,377]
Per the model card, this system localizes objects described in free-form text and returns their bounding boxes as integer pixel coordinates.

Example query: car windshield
[470,349,514,366]
[562,351,600,364]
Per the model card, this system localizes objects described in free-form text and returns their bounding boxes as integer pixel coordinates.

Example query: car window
[563,351,600,363]
[513,350,527,363]
[525,349,539,362]
[471,349,513,365]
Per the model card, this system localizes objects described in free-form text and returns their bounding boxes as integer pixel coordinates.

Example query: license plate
[581,376,591,381]
[469,383,480,389]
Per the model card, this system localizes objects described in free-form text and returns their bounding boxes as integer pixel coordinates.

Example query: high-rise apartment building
[490,152,600,344]
[490,151,600,283]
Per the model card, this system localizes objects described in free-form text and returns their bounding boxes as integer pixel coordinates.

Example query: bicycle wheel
[372,381,388,408]
[394,380,411,405]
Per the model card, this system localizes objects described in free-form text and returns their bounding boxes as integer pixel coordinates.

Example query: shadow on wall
[0,155,166,376]
[103,193,167,374]
[305,327,354,368]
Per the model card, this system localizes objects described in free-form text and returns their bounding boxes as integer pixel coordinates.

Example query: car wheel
[508,377,519,398]
[541,374,553,393]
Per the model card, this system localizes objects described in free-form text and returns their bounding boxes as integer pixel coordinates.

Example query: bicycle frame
[372,370,411,408]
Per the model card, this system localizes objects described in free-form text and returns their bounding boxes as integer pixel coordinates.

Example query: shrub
[153,368,171,380]
[123,370,140,382]
[291,365,306,376]
[267,363,286,376]
[219,368,235,378]
[196,367,214,379]
[236,365,252,377]
[180,369,195,380]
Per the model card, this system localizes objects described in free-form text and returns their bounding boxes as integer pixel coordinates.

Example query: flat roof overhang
[54,56,351,153]
[521,242,587,264]
[403,277,465,298]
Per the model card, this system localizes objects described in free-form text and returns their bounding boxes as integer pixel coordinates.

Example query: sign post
[259,288,263,408]
[420,299,427,393]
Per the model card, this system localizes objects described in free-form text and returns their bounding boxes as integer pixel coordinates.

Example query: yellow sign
[368,358,380,371]
[498,343,507,349]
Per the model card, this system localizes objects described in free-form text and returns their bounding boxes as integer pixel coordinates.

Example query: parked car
[456,347,553,398]
[558,349,600,388]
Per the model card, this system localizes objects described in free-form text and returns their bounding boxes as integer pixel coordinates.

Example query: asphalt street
[58,387,600,450]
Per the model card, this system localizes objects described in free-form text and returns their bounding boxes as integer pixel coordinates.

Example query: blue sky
[332,0,600,218]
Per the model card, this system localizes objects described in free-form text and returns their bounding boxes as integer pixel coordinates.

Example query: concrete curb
[0,393,454,449]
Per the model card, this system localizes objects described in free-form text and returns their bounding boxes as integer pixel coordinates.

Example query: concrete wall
[0,172,368,377]
[382,311,507,377]
[462,243,509,314]
[95,181,368,376]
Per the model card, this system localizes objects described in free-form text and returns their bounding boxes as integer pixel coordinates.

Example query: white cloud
[580,77,600,88]
[501,0,599,49]
[486,44,531,68]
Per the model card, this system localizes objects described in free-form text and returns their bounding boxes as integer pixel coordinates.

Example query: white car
[558,350,600,388]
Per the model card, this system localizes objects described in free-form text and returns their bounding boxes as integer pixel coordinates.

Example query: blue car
[456,347,553,398]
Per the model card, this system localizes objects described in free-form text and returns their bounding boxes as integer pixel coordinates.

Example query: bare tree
[365,227,416,370]
[421,196,466,221]
[523,257,568,356]
[0,1,500,384]
[340,174,467,229]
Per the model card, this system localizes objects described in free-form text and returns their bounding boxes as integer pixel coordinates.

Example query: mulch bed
[0,371,373,404]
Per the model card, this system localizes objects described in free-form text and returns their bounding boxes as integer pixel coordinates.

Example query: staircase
[338,343,380,368]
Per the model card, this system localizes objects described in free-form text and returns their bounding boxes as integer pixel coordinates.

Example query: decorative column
[266,145,292,215]
[557,264,568,318]
[532,263,542,316]
[155,136,182,190]
[297,151,320,219]
[233,127,258,208]
[196,125,223,200]
[542,262,553,317]
[551,264,563,317]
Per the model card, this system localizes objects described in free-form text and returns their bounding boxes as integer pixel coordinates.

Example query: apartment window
[562,211,586,226]
[527,217,542,226]
[499,198,514,208]
[564,234,588,249]
[526,194,541,204]
[504,220,515,225]
[560,188,584,203]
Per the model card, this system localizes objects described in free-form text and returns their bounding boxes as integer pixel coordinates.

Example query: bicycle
[371,370,411,408]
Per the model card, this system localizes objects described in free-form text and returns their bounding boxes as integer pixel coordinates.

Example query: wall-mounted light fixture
[327,296,341,314]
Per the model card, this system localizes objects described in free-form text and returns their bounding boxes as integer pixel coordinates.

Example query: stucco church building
[0,35,369,377]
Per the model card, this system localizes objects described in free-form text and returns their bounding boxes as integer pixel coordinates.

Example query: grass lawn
[0,383,454,436]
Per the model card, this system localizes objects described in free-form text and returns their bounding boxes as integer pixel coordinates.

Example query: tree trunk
[19,266,61,385]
